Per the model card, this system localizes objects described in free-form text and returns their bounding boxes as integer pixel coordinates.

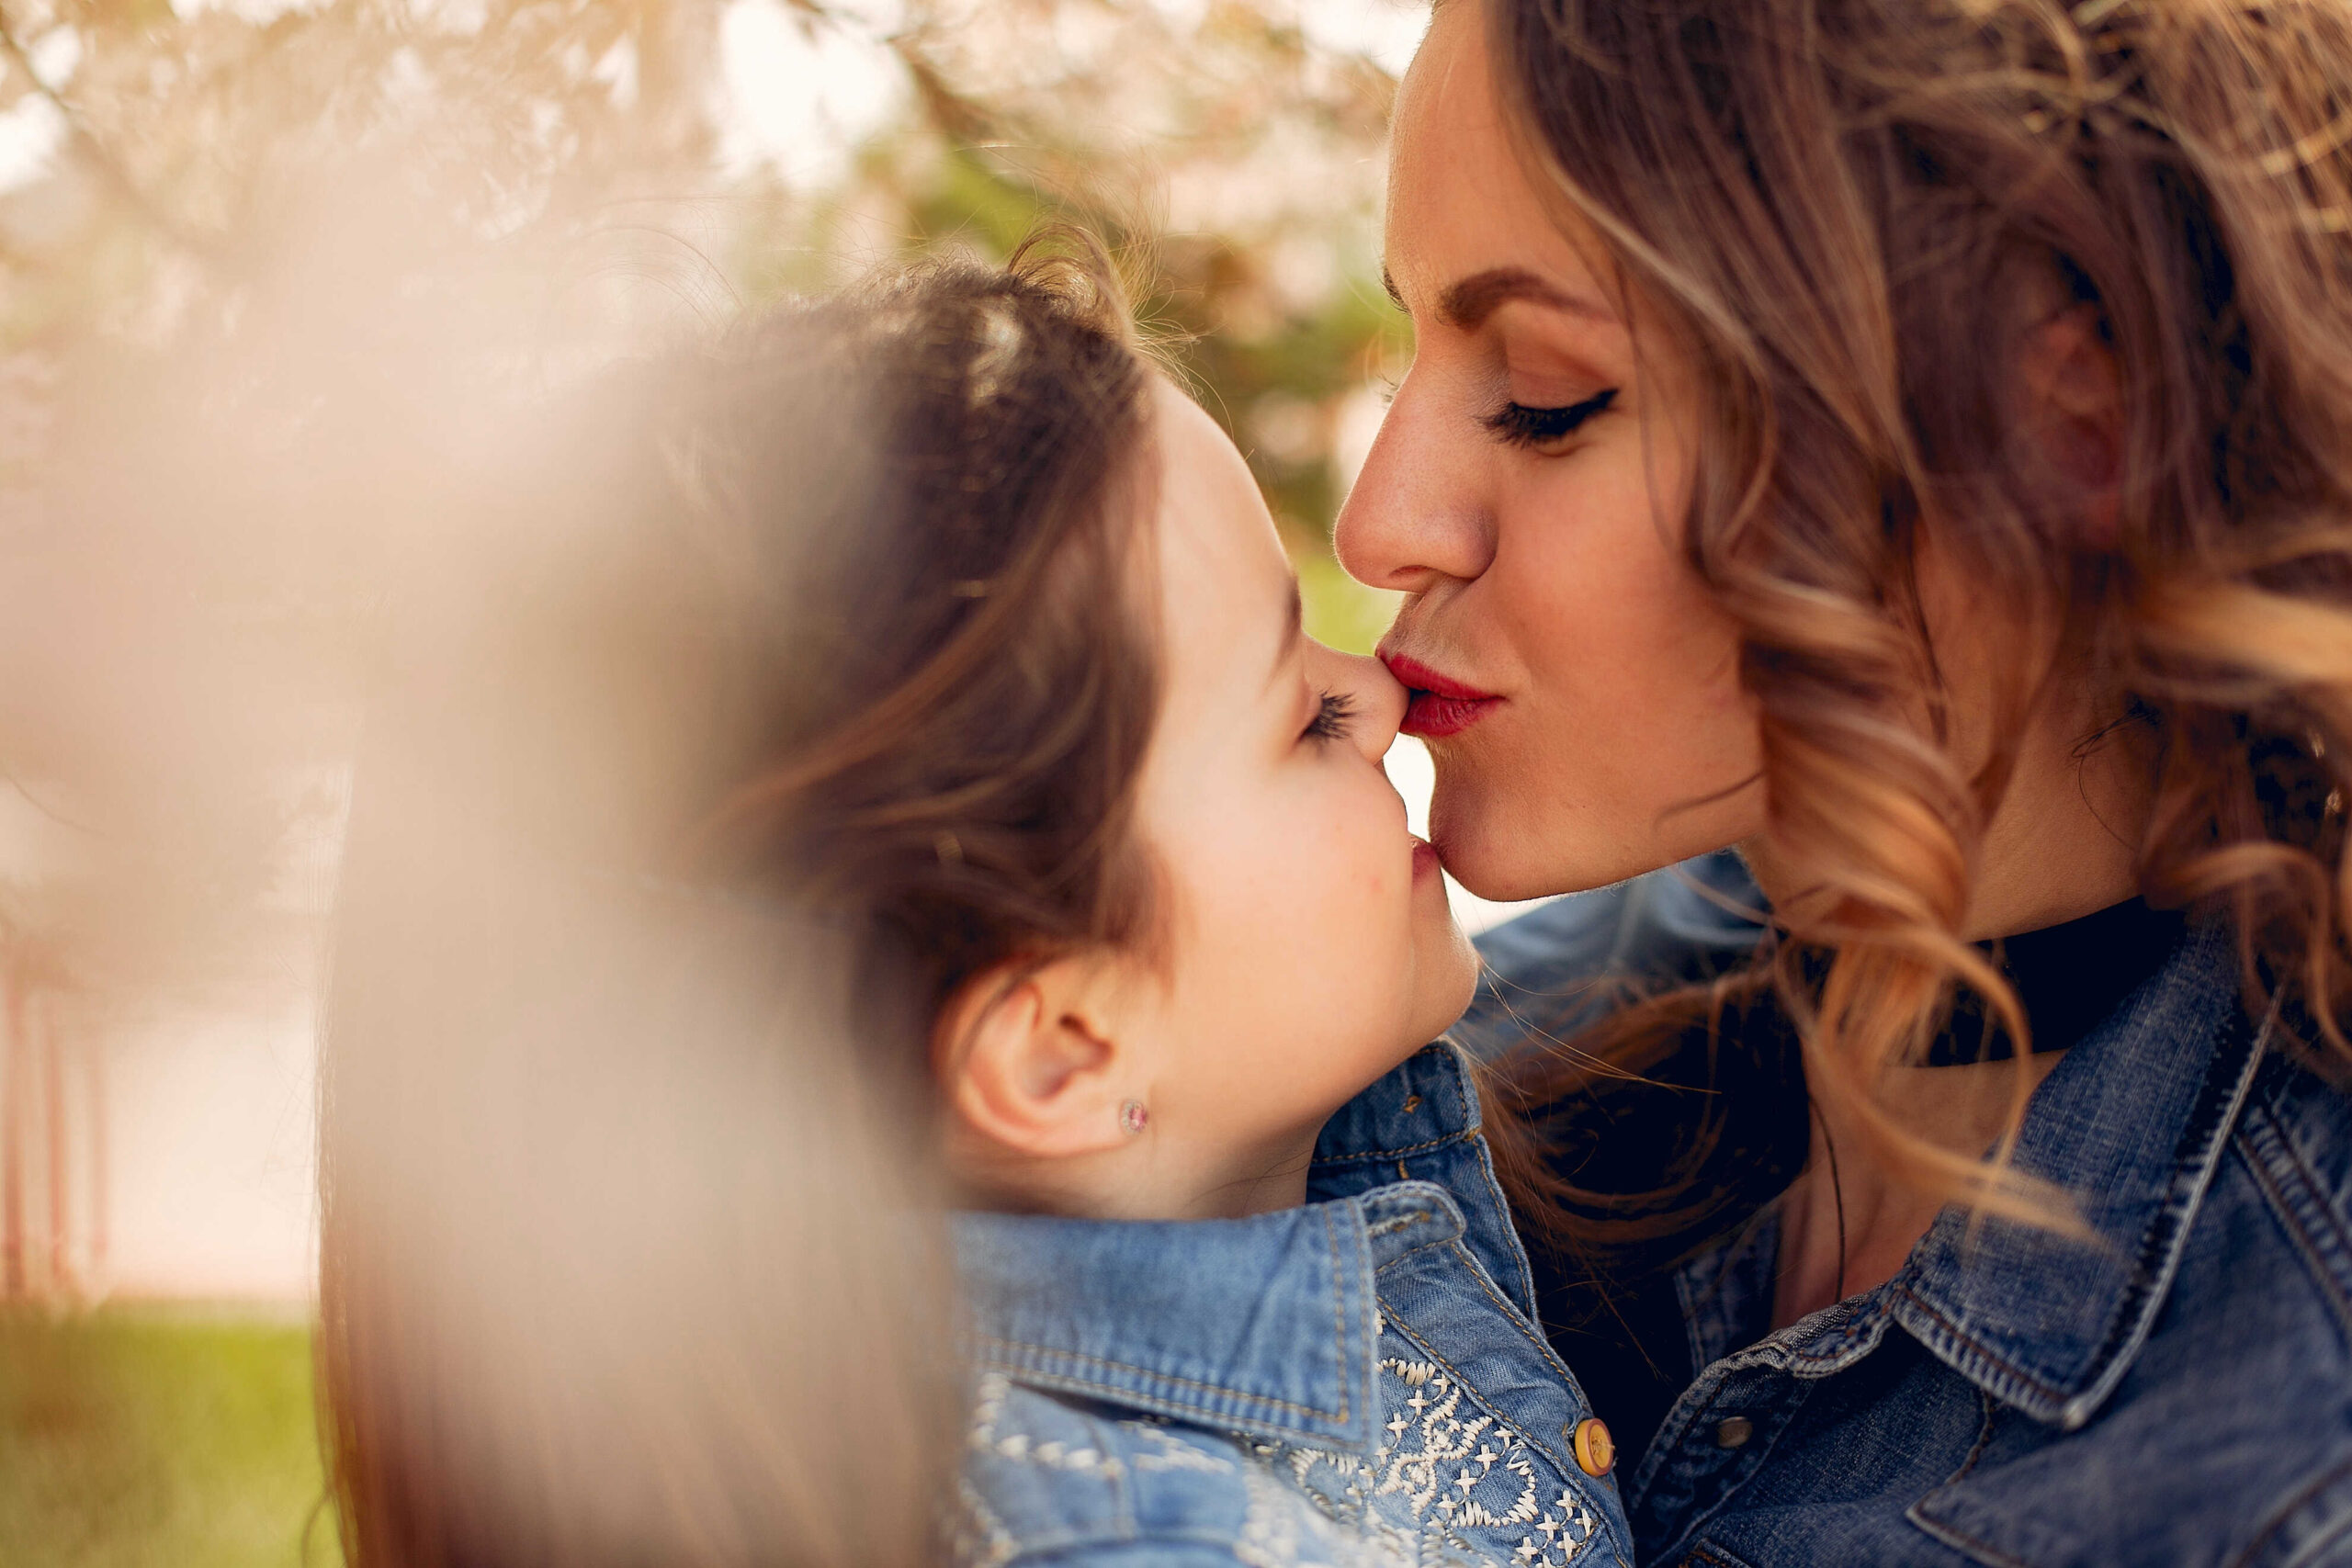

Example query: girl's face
[1333,0,1765,902]
[1129,381,1477,1189]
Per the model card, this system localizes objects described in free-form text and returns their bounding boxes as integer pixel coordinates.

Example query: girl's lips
[1411,837,1442,879]
[1384,652,1501,739]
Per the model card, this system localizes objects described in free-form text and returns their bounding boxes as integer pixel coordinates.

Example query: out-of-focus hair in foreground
[319,239,1154,1566]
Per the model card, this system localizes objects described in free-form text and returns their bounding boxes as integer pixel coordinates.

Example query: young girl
[324,243,1629,1568]
[678,249,1631,1567]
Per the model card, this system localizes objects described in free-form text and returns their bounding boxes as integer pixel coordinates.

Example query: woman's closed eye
[1484,387,1618,449]
[1303,691,1357,744]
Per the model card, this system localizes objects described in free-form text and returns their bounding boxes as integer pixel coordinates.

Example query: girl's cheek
[1329,788,1402,905]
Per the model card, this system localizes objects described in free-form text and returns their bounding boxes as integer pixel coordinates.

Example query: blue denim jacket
[1459,855,2352,1567]
[951,1044,1634,1568]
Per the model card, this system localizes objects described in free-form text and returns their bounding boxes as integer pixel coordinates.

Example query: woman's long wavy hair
[1478,0,2352,1260]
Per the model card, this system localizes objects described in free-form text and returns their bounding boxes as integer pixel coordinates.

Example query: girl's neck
[953,1125,1323,1223]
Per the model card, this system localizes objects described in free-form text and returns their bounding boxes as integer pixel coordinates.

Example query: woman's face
[1335,0,1765,902]
[1131,380,1477,1169]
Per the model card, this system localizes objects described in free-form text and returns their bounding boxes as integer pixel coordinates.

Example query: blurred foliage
[0,0,1413,646]
[0,1310,338,1567]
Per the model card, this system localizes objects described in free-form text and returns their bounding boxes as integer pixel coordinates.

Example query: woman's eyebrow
[1383,263,1614,330]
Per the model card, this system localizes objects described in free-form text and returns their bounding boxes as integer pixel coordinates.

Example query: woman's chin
[1426,797,1572,904]
[1432,784,1750,901]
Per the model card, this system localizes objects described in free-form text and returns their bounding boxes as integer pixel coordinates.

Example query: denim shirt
[951,1044,1634,1568]
[1459,855,2352,1567]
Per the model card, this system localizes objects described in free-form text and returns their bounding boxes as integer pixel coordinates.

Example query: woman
[1340,1,2352,1563]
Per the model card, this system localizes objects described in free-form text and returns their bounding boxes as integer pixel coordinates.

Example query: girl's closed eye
[1303,690,1356,744]
[1484,386,1617,449]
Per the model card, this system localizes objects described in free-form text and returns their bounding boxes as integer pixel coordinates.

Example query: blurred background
[0,1,1552,1560]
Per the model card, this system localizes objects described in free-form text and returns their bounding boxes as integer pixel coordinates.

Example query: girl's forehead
[1142,382,1294,677]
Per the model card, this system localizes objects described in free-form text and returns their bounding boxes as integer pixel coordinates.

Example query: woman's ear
[2018,302,2125,547]
[934,958,1137,1161]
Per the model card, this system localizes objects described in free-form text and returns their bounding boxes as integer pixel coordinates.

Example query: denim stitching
[1309,1046,1478,1167]
[2237,1096,2352,1343]
[1457,1088,1545,1319]
[1894,1002,2271,1423]
[1680,1545,1758,1568]
[1313,1131,1474,1164]
[1951,1389,1998,1483]
[968,1336,1348,1425]
[1902,1513,2038,1568]
[1901,1390,2009,1564]
[1891,1284,2073,1409]
[1441,1044,1476,1131]
[1369,1222,1458,1268]
[1442,1239,1591,1398]
[975,1209,1363,1430]
[1320,1200,1357,1428]
[2228,1450,2352,1568]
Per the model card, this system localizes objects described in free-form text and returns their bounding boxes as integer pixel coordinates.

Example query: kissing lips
[1385,653,1500,739]
[1411,837,1442,880]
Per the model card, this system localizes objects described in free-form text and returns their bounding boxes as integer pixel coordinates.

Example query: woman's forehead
[1382,4,1615,324]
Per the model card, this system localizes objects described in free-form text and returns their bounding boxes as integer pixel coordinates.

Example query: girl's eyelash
[1304,691,1356,743]
[1483,386,1618,448]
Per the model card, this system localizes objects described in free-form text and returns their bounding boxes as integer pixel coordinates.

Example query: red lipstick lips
[1385,653,1500,739]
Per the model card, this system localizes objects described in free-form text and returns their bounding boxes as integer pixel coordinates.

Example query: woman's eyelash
[1304,691,1356,743]
[1483,387,1618,448]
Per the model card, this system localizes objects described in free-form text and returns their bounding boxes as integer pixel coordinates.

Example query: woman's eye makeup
[1302,691,1357,744]
[1483,386,1618,449]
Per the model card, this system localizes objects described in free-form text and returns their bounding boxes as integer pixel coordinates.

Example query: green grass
[0,1309,341,1568]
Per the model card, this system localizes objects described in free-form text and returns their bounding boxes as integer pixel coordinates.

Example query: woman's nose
[1332,369,1495,591]
[1310,643,1407,764]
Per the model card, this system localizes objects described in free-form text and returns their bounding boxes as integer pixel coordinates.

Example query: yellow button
[1571,1416,1614,1477]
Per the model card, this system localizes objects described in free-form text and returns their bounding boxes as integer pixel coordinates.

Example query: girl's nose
[1307,642,1407,764]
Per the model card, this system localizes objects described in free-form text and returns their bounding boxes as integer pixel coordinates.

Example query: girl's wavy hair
[323,234,1162,1568]
[1476,0,2352,1259]
[691,234,1166,1012]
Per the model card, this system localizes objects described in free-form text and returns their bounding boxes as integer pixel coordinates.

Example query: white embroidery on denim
[967,1372,1127,1479]
[1234,1452,1414,1568]
[959,1347,1604,1566]
[1271,1359,1602,1567]
[1123,1418,1237,1474]
[953,1475,1022,1568]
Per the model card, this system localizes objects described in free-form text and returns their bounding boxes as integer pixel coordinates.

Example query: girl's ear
[935,959,1136,1160]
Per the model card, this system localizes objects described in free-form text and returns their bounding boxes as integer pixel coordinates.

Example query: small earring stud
[1118,1100,1149,1135]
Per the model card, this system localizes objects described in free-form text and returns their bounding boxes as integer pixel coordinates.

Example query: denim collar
[951,1046,1486,1454]
[1885,917,2273,1429]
